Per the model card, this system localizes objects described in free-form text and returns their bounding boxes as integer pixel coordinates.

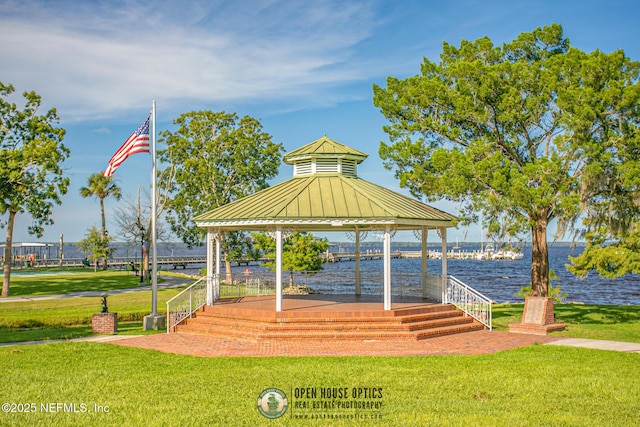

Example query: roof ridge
[268,175,316,217]
[339,176,456,219]
[336,175,392,217]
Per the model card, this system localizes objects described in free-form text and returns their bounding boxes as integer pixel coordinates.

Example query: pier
[7,256,208,270]
[7,248,522,270]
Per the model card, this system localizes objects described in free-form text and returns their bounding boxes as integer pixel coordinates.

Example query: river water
[322,243,640,305]
[54,242,640,305]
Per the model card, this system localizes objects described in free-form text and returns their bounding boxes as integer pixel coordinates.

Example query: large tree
[158,111,283,280]
[79,172,122,235]
[373,24,639,297]
[567,60,640,278]
[1,82,69,297]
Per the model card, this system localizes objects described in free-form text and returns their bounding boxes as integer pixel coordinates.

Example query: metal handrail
[445,275,492,330]
[165,272,492,331]
[166,276,208,333]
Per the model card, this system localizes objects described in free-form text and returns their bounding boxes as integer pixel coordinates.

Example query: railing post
[489,303,492,330]
[166,277,208,333]
[206,275,213,305]
[465,283,468,317]
[166,301,170,333]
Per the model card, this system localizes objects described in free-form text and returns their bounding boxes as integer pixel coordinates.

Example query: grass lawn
[1,270,639,425]
[0,288,185,343]
[7,269,147,297]
[492,303,640,343]
[0,268,191,343]
[0,343,638,426]
[0,322,160,343]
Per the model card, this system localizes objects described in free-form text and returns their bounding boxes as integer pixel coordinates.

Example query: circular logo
[257,388,288,419]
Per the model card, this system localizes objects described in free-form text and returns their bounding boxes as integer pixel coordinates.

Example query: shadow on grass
[8,269,164,297]
[492,304,524,320]
[0,325,93,343]
[0,322,163,344]
[553,304,640,325]
[491,303,640,332]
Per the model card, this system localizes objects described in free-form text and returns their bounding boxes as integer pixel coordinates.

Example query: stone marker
[509,296,565,335]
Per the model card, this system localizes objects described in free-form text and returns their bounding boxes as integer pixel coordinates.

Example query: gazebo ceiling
[194,136,457,232]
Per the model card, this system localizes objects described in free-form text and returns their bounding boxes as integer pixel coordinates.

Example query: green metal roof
[194,174,456,231]
[283,135,368,165]
[194,136,456,232]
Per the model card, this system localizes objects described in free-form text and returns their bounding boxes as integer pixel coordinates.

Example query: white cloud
[91,127,112,134]
[0,0,381,122]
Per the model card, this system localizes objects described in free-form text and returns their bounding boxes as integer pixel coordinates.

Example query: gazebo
[193,135,457,312]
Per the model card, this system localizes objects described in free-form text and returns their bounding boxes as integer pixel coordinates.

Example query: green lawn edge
[0,342,638,426]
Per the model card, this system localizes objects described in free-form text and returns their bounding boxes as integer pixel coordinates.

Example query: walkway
[3,330,639,355]
[112,330,559,357]
[546,338,640,353]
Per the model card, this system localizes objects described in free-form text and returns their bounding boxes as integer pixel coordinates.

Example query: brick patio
[112,295,558,357]
[112,329,557,357]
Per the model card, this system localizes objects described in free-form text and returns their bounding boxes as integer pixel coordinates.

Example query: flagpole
[144,100,164,330]
[151,100,158,316]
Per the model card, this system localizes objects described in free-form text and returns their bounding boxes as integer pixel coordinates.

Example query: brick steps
[192,305,464,324]
[196,303,456,321]
[178,314,471,334]
[174,302,485,341]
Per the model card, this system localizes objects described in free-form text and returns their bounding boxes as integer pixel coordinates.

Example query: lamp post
[139,223,145,284]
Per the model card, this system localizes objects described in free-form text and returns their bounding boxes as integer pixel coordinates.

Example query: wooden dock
[10,248,522,270]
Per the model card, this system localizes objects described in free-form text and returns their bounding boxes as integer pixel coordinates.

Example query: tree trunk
[143,251,149,283]
[2,210,17,297]
[224,258,233,283]
[289,270,294,289]
[530,212,549,297]
[100,198,108,270]
[100,197,106,233]
[220,234,233,283]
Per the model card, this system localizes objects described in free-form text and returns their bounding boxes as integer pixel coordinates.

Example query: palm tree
[80,173,122,269]
[79,172,122,235]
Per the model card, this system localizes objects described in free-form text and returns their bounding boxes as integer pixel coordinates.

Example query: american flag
[103,116,151,177]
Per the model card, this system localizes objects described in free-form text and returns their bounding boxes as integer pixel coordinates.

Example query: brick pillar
[92,312,118,334]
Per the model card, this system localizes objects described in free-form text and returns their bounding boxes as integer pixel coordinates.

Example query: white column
[421,227,428,299]
[440,227,448,303]
[215,236,221,301]
[206,229,214,305]
[275,226,283,312]
[383,225,392,310]
[355,229,361,296]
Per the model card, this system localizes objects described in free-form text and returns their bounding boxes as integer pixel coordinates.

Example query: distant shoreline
[3,240,587,246]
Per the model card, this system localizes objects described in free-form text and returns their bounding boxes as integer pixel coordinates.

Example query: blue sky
[2,0,640,243]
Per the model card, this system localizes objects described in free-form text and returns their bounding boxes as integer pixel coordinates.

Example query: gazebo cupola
[284,135,368,178]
